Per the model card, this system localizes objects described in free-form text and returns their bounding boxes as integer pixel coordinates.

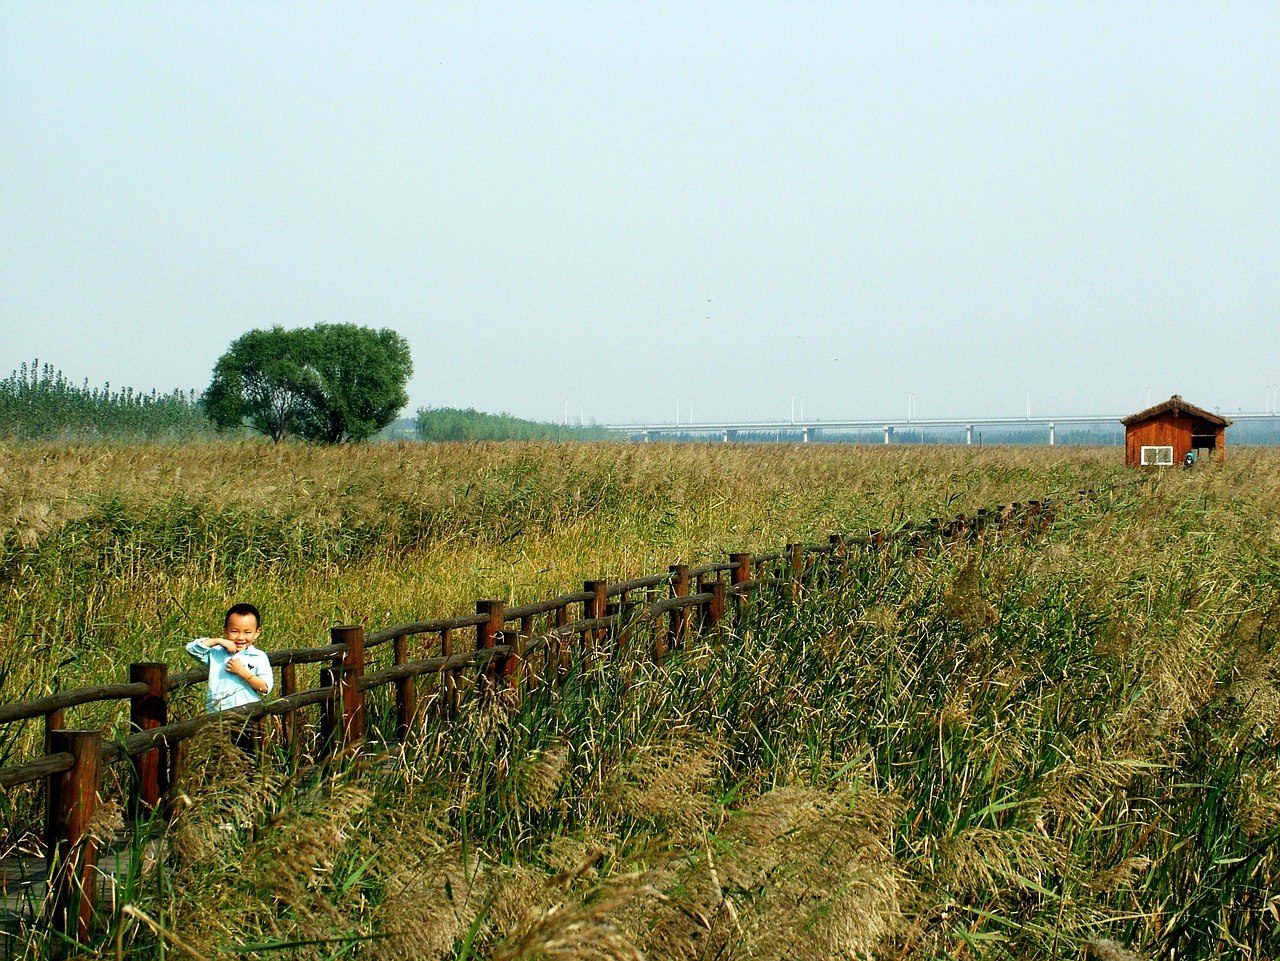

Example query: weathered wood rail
[0,498,1054,939]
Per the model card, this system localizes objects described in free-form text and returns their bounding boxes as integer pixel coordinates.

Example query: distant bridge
[602,411,1280,444]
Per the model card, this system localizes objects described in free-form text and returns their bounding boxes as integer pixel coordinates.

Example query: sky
[1,2,1277,426]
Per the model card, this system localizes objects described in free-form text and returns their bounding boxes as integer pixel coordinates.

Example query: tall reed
[5,442,1278,958]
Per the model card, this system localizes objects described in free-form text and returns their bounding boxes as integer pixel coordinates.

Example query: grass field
[0,441,1125,696]
[1,441,1277,959]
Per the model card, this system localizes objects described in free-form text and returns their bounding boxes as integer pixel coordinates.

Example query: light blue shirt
[185,639,274,712]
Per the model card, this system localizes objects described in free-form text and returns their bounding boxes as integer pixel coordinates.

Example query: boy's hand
[213,637,238,654]
[226,656,267,694]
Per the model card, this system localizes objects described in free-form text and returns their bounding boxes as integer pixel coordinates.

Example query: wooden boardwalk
[0,830,158,954]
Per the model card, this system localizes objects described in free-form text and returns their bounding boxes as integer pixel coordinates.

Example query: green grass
[2,442,1278,958]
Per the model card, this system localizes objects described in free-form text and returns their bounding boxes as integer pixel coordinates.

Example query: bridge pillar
[721,429,737,443]
[802,427,813,443]
[966,425,973,445]
[1049,422,1056,446]
[642,430,654,443]
[883,426,893,444]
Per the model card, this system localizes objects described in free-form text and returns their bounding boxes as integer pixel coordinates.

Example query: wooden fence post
[668,564,690,651]
[169,739,189,805]
[708,579,726,628]
[788,543,805,600]
[694,573,709,629]
[1027,500,1043,533]
[394,634,416,742]
[44,708,64,759]
[829,535,848,582]
[498,608,524,703]
[47,728,102,943]
[730,552,752,621]
[331,625,366,752]
[583,581,608,663]
[129,662,168,818]
[476,600,504,697]
[43,708,64,852]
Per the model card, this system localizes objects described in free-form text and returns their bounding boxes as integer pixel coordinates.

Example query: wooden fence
[0,498,1054,938]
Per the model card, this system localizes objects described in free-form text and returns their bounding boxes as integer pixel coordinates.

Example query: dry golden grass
[0,441,1126,706]
[7,441,1280,960]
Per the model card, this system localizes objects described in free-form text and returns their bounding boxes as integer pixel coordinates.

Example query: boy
[186,603,274,713]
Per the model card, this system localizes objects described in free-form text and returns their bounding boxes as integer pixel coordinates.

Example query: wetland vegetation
[0,442,1276,959]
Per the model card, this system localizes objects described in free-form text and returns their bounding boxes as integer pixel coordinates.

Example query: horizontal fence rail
[0,496,1062,939]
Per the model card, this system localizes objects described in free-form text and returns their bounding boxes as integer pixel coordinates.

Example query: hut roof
[1120,395,1232,428]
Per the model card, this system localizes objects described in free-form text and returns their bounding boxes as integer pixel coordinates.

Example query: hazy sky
[2,2,1276,425]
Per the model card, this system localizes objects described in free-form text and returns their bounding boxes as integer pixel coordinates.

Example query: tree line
[414,407,611,442]
[2,325,610,444]
[0,361,214,441]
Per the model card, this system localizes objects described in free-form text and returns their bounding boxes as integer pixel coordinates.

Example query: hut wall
[1124,414,1225,466]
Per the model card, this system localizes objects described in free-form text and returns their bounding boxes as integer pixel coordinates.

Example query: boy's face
[223,612,261,652]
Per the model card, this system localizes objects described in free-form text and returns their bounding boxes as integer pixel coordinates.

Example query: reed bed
[3,441,1279,958]
[0,441,1123,699]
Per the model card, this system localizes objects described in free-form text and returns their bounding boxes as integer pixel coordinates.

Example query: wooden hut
[1120,395,1230,467]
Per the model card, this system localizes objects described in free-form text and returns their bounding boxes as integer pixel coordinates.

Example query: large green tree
[201,327,314,442]
[201,324,412,443]
[298,324,414,443]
